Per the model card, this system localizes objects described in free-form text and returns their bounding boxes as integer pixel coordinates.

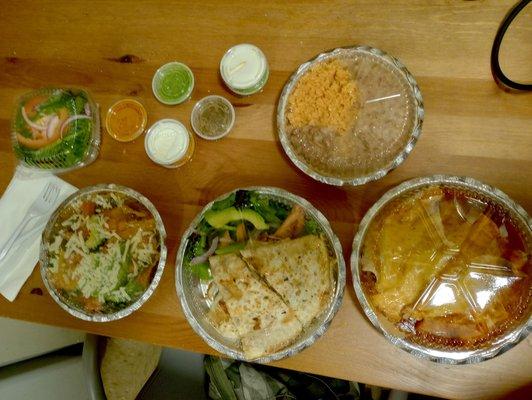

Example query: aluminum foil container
[40,184,167,322]
[277,46,424,186]
[351,175,531,363]
[175,187,346,363]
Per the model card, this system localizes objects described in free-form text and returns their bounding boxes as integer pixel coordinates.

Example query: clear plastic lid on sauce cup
[191,95,235,140]
[152,62,195,105]
[220,44,269,96]
[144,119,194,168]
[106,99,147,142]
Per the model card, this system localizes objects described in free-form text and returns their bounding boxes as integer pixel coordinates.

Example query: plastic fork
[0,182,60,262]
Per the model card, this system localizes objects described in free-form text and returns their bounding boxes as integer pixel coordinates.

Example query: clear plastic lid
[152,62,194,105]
[105,98,147,142]
[353,176,531,362]
[220,44,267,90]
[11,88,100,173]
[278,46,423,186]
[144,119,193,167]
[191,95,235,140]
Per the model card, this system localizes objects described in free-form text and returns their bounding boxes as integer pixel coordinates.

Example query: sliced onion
[45,115,60,140]
[84,102,91,116]
[499,224,508,238]
[21,106,46,131]
[190,236,219,265]
[60,115,91,137]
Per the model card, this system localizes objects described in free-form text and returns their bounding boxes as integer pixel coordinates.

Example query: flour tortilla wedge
[207,293,239,341]
[241,235,334,327]
[100,338,161,400]
[209,253,302,359]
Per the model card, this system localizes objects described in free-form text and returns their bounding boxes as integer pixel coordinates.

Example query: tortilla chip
[100,338,161,400]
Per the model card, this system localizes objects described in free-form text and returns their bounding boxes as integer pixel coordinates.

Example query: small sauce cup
[144,119,194,168]
[152,62,194,105]
[191,95,235,140]
[106,99,147,142]
[220,44,269,96]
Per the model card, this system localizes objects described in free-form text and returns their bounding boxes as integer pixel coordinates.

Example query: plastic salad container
[11,88,100,173]
[351,175,531,363]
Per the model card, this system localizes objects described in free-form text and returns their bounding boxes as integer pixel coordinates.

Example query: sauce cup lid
[191,95,235,140]
[152,62,194,105]
[144,118,190,165]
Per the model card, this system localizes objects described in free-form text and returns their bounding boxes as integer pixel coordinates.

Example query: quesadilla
[241,235,334,326]
[209,253,303,359]
[207,294,240,341]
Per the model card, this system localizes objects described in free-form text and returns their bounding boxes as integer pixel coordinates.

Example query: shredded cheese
[48,235,63,254]
[48,192,159,304]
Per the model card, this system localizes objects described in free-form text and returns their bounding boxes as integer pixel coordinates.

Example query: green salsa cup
[152,62,194,105]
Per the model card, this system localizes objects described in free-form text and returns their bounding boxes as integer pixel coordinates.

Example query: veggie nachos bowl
[175,187,345,363]
[40,184,167,322]
[11,87,100,173]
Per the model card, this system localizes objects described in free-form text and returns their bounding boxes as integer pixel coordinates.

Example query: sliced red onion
[21,106,46,131]
[190,236,219,265]
[45,115,60,140]
[84,102,91,116]
[60,115,91,137]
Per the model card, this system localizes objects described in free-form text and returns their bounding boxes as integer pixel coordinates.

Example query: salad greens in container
[11,88,100,173]
[176,187,345,363]
[183,189,321,280]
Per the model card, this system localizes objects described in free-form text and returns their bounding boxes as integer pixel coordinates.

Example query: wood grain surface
[0,1,531,399]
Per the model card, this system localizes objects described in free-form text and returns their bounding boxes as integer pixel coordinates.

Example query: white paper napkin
[0,167,77,301]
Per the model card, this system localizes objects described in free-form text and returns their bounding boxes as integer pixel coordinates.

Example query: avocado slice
[204,207,268,230]
[86,217,105,250]
[86,229,104,250]
[215,242,246,255]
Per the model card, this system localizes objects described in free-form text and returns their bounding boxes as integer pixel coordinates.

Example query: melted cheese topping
[47,192,159,310]
[361,187,530,347]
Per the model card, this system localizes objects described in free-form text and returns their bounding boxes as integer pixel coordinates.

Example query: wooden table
[1,1,531,399]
